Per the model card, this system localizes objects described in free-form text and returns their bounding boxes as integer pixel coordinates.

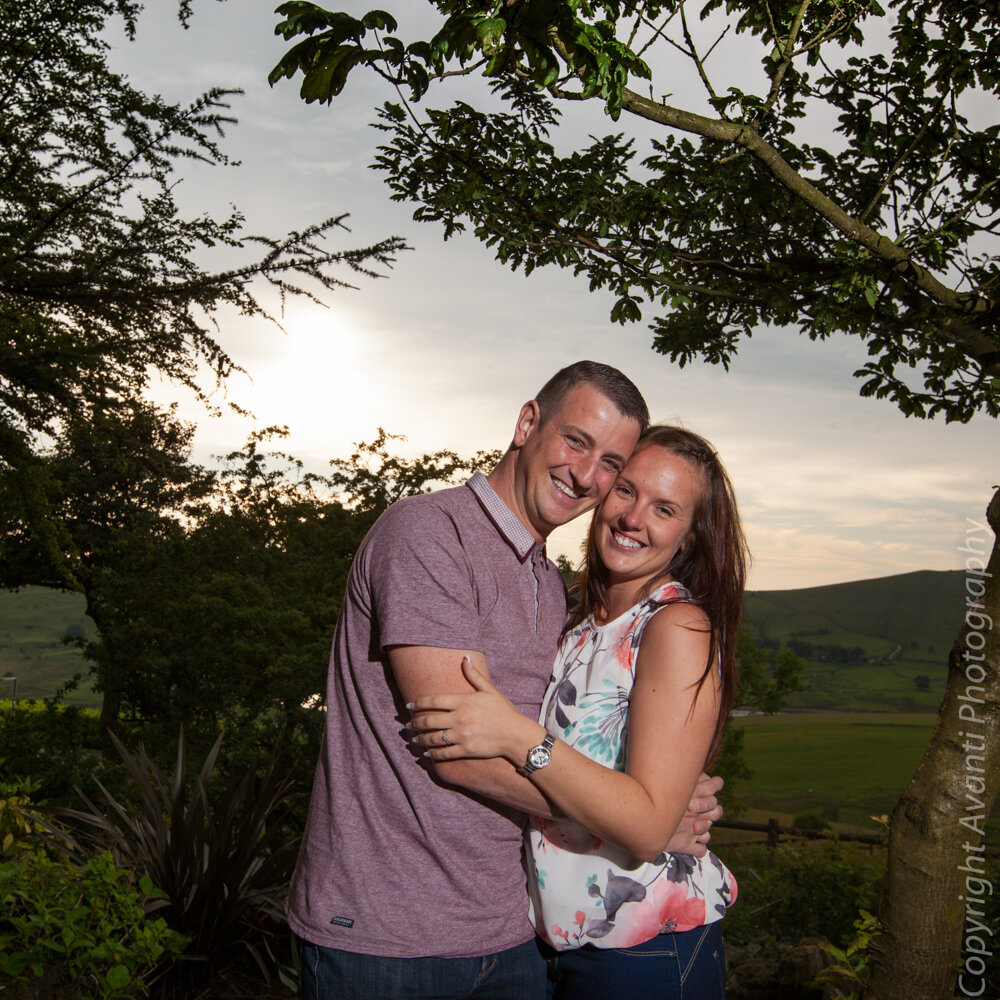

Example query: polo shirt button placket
[530,548,545,631]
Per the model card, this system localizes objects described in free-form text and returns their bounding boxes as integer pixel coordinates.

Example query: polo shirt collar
[466,471,544,564]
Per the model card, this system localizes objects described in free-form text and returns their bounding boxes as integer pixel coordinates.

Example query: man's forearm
[390,643,559,817]
[432,755,557,817]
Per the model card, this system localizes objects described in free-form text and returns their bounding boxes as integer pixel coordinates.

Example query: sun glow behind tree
[77,0,999,591]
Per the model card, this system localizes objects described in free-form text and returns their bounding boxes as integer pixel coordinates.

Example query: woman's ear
[677,529,696,557]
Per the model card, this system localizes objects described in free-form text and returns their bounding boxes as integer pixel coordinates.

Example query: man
[287,361,722,999]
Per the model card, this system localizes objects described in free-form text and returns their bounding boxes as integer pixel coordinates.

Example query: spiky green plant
[56,729,300,988]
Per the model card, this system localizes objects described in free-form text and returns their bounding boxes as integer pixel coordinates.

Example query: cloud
[126,0,999,592]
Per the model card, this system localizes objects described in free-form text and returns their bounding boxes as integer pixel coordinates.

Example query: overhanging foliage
[272,0,1000,421]
[0,0,407,583]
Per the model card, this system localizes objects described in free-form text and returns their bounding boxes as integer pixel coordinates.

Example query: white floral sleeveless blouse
[526,581,738,951]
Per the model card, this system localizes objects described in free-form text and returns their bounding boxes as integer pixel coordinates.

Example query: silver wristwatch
[518,732,556,777]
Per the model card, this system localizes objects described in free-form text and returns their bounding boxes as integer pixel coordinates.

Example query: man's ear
[513,399,542,447]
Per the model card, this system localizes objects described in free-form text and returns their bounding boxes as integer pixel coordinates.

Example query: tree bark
[85,595,123,740]
[865,489,1000,999]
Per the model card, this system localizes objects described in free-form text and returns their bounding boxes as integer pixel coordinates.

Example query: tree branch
[429,58,489,82]
[859,101,941,224]
[679,0,719,103]
[934,177,1000,239]
[617,87,1000,365]
[761,1,780,46]
[513,229,750,302]
[792,5,859,56]
[765,0,812,109]
[633,5,681,62]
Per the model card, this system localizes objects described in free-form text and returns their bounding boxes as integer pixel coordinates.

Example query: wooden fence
[715,819,1000,857]
[714,818,886,849]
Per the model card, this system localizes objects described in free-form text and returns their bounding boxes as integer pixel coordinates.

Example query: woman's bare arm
[408,603,722,861]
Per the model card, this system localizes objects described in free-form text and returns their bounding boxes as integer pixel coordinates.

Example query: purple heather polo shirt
[286,473,567,958]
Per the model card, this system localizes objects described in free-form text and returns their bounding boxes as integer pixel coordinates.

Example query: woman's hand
[408,657,545,763]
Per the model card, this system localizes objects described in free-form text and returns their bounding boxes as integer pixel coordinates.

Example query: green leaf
[361,10,397,32]
[476,17,506,49]
[300,47,366,103]
[107,964,131,990]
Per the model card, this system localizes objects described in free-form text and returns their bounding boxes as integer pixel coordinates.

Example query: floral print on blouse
[526,581,737,951]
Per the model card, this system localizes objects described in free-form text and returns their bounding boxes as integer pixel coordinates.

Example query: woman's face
[595,444,705,592]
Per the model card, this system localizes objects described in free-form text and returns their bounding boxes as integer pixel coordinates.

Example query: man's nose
[571,457,600,491]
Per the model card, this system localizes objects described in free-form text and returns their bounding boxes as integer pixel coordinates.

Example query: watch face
[528,745,551,769]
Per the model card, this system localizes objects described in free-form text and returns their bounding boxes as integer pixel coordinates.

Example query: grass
[782,658,947,713]
[728,712,1000,835]
[0,587,97,705]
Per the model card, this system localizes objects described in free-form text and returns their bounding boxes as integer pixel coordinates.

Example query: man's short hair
[535,361,649,429]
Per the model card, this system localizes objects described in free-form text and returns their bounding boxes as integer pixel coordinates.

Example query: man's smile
[551,475,582,500]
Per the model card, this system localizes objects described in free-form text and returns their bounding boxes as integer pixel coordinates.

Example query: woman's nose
[619,506,642,529]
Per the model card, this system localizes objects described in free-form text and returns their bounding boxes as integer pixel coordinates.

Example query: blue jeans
[298,936,548,1000]
[546,921,726,1000]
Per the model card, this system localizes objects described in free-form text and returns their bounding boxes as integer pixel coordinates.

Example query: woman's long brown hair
[565,425,749,764]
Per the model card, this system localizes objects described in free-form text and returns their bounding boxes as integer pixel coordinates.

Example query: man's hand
[663,773,724,858]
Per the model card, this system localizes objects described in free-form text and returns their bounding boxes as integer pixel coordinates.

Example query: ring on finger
[441,729,452,746]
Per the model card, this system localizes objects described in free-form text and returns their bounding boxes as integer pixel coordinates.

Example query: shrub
[0,773,48,855]
[814,909,881,1000]
[0,701,103,803]
[723,842,884,956]
[0,849,186,1000]
[58,729,301,991]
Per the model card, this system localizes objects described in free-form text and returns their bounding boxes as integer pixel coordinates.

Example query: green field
[746,570,965,652]
[0,588,97,705]
[732,712,938,828]
[5,569,970,711]
[780,657,947,713]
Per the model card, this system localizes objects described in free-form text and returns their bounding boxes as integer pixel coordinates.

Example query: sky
[105,1,997,591]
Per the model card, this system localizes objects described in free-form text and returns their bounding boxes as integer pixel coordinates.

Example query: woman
[409,425,747,999]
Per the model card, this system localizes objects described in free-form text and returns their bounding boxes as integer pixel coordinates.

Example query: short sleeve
[365,496,485,652]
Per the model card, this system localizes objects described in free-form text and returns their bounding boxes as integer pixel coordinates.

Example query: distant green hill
[745,570,966,713]
[746,569,964,653]
[0,569,970,711]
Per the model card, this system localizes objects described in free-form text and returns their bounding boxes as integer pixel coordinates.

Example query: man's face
[514,383,642,540]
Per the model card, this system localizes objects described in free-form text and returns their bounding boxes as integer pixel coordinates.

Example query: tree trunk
[84,595,123,740]
[865,489,1000,999]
